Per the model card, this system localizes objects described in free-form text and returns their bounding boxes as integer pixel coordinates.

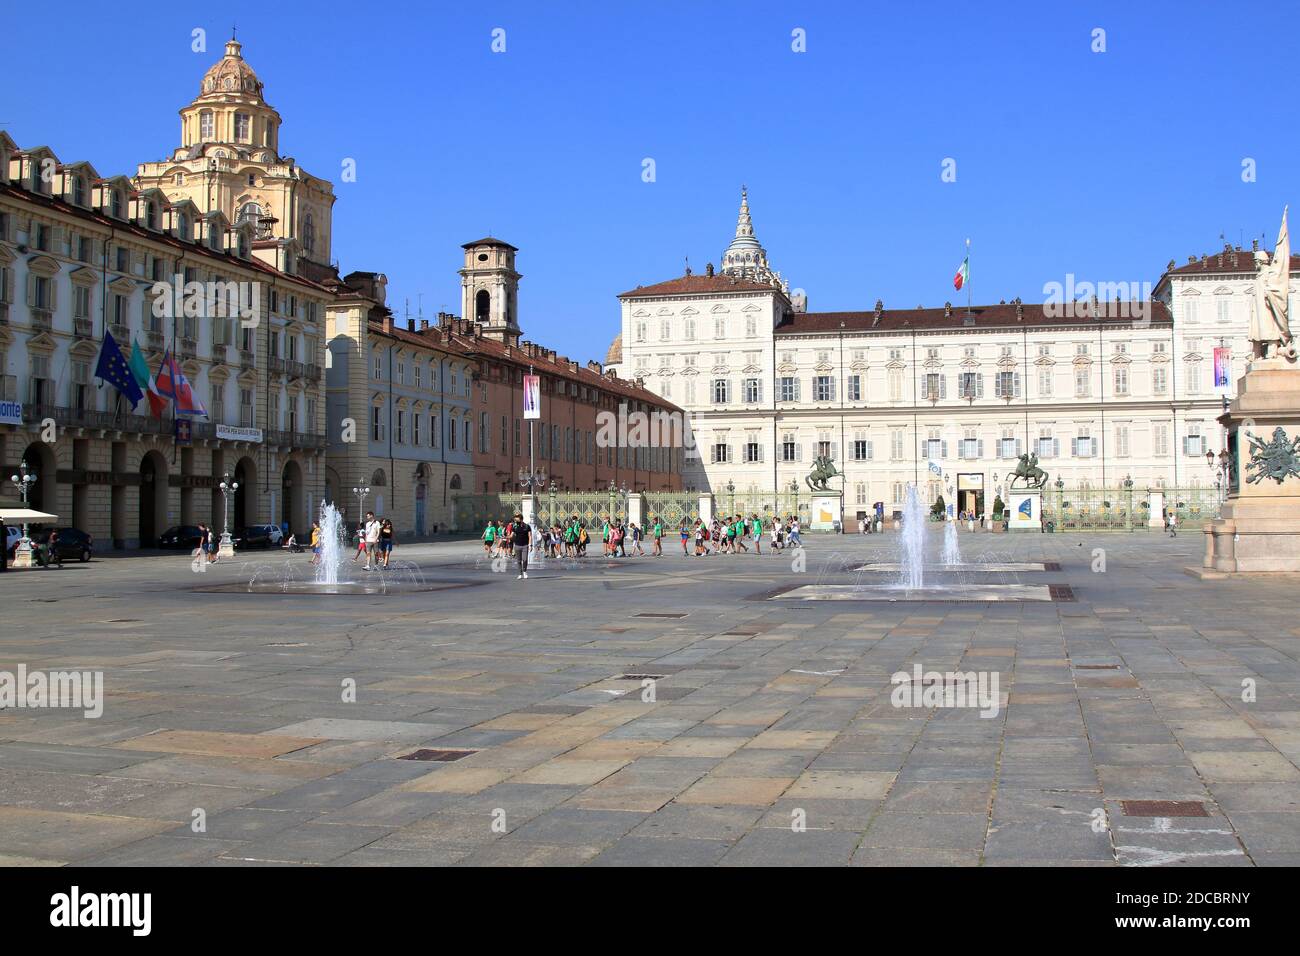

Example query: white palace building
[609,189,1300,521]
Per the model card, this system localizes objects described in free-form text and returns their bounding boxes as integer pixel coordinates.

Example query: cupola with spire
[720,185,777,284]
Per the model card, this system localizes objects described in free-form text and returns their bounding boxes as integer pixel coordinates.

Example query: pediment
[1034,355,1055,366]
[813,361,834,373]
[631,308,650,318]
[680,366,700,376]
[1110,353,1131,365]
[741,303,760,312]
[108,275,136,295]
[26,254,60,277]
[680,306,699,316]
[997,356,1018,370]
[208,365,231,385]
[709,304,729,313]
[742,363,762,374]
[1071,355,1093,367]
[68,266,99,286]
[885,359,906,370]
[776,362,798,375]
[236,367,258,387]
[68,339,99,360]
[656,307,673,316]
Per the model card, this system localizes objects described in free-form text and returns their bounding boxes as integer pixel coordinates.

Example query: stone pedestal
[1201,360,1300,573]
[12,539,34,568]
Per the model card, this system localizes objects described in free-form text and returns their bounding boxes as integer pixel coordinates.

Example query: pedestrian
[693,520,705,556]
[44,527,62,569]
[310,521,322,565]
[680,521,690,556]
[352,519,368,564]
[1167,511,1177,538]
[363,512,381,571]
[630,522,645,556]
[652,517,663,556]
[752,513,762,554]
[511,512,531,579]
[482,518,497,556]
[789,517,802,547]
[380,518,394,568]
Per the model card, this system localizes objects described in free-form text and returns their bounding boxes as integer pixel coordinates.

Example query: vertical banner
[522,374,540,419]
[1213,347,1231,390]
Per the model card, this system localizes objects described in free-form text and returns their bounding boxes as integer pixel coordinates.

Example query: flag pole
[965,238,971,315]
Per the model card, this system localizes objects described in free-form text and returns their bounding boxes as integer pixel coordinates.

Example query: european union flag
[95,330,144,406]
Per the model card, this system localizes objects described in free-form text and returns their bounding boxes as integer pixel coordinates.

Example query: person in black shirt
[511,512,531,579]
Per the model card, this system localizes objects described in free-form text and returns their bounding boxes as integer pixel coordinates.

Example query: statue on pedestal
[805,455,841,492]
[1251,206,1293,360]
[1009,452,1048,490]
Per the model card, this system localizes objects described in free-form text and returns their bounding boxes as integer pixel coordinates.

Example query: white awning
[0,509,59,523]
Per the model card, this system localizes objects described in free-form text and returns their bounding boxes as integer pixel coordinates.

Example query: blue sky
[2,1,1295,361]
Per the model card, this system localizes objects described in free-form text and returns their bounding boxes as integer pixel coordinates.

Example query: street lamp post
[9,462,37,568]
[217,472,239,557]
[352,486,370,532]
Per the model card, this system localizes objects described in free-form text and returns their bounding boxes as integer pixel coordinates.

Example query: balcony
[266,429,327,450]
[74,317,94,339]
[268,356,286,377]
[31,309,52,332]
[179,337,197,362]
[109,324,129,343]
[146,329,165,351]
[0,303,8,325]
[304,363,321,383]
[210,343,229,365]
[240,350,255,370]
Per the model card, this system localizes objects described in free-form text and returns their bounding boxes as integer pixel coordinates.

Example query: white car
[249,524,284,545]
[5,526,21,555]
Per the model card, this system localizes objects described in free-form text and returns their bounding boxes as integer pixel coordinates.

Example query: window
[480,412,489,453]
[269,392,281,430]
[712,379,729,404]
[371,405,384,441]
[852,432,872,461]
[778,376,799,402]
[73,286,90,320]
[781,432,798,462]
[995,371,1019,399]
[1184,428,1205,457]
[659,319,670,341]
[28,354,50,404]
[745,316,757,338]
[395,409,406,444]
[116,246,130,273]
[1115,424,1130,457]
[813,375,834,402]
[744,438,762,463]
[891,429,906,461]
[848,375,861,402]
[959,429,982,460]
[684,318,695,340]
[743,378,761,403]
[1073,429,1097,458]
[888,368,903,402]
[1037,430,1057,458]
[1074,367,1091,398]
[413,413,422,446]
[1154,422,1169,456]
[501,415,508,455]
[1113,366,1129,395]
[449,416,457,450]
[635,320,646,343]
[923,373,944,401]
[373,353,382,379]
[1216,298,1231,323]
[854,482,867,504]
[199,111,214,140]
[999,432,1019,459]
[711,442,730,464]
[958,372,981,399]
[1153,367,1168,395]
[714,317,726,339]
[235,113,250,141]
[212,389,225,425]
[924,429,944,459]
[1038,368,1053,397]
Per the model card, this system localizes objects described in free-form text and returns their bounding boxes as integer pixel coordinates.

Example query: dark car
[233,526,273,550]
[158,526,204,549]
[46,527,94,562]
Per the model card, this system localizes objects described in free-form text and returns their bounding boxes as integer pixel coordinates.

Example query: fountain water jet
[942,519,962,566]
[898,484,927,590]
[315,501,345,586]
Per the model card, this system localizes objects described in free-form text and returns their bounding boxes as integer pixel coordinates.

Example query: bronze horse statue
[1009,452,1048,490]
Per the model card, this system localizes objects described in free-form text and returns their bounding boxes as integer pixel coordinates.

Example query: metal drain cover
[1121,800,1208,817]
[397,749,477,762]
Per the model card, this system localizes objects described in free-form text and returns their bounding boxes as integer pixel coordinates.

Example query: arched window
[371,469,387,487]
[449,474,462,490]
[475,289,491,323]
[303,214,315,253]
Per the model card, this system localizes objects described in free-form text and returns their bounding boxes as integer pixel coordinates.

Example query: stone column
[628,492,643,527]
[521,492,536,527]
[698,492,714,526]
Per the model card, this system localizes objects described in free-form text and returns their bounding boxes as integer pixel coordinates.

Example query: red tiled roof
[0,181,333,295]
[776,300,1172,335]
[371,320,678,409]
[618,274,783,298]
[1164,250,1300,277]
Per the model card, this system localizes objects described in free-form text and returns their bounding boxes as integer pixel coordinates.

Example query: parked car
[5,526,20,556]
[158,526,204,550]
[40,527,94,562]
[233,526,274,550]
[243,523,283,546]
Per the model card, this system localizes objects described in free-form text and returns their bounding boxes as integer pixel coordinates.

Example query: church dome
[605,332,623,365]
[200,38,264,98]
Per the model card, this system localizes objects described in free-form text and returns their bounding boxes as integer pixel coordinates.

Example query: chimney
[407,318,415,331]
[587,360,602,372]
[706,262,714,277]
[419,319,429,332]
[1252,238,1260,252]
[944,302,952,318]
[1015,297,1024,321]
[382,313,392,334]
[873,299,883,327]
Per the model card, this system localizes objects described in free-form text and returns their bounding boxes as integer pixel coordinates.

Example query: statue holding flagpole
[1251,206,1293,361]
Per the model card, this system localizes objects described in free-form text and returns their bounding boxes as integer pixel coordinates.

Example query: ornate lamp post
[725,479,735,516]
[217,472,239,557]
[352,485,370,529]
[547,479,558,528]
[9,461,37,568]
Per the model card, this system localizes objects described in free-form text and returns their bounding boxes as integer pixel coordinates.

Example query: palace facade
[612,190,1300,519]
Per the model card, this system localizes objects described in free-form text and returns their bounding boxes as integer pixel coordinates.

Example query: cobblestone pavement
[1,530,1298,866]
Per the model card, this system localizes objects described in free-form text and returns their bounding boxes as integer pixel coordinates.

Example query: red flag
[157,351,207,417]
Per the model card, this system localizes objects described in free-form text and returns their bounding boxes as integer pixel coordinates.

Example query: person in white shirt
[363,512,381,570]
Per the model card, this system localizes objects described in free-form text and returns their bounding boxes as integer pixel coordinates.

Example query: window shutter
[796,442,803,462]
[793,378,801,401]
[831,441,839,461]
[941,441,948,458]
[829,378,836,401]
[1053,438,1060,457]
[976,375,985,398]
[919,374,926,396]
[1182,436,1189,456]
[26,273,36,307]
[1072,438,1079,457]
[1016,438,1022,457]
[939,376,947,399]
[1014,372,1022,397]
[977,440,984,458]
[866,440,874,460]
[920,439,927,458]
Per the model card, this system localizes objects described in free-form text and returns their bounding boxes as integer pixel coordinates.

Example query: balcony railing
[210,343,229,365]
[31,309,52,331]
[266,429,327,450]
[304,363,321,383]
[20,404,220,440]
[146,329,165,351]
[240,350,255,370]
[269,356,287,376]
[74,317,94,338]
[179,337,197,361]
[0,302,8,325]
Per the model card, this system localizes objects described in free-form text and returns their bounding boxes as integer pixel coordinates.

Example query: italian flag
[128,338,167,418]
[953,256,970,291]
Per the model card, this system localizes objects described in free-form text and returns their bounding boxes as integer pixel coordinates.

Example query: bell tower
[459,237,521,345]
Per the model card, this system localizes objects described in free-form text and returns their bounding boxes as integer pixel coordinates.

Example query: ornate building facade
[614,190,1300,520]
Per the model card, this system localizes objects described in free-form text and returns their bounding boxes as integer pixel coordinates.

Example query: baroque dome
[605,332,623,365]
[200,38,264,98]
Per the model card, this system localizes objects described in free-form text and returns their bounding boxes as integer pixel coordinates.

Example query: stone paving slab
[2,533,1299,865]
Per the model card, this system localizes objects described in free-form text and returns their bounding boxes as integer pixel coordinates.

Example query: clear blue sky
[3,1,1295,362]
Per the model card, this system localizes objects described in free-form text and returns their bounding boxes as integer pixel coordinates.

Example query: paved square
[2,532,1298,866]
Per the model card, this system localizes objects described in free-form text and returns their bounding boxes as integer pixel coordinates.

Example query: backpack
[579,527,589,544]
